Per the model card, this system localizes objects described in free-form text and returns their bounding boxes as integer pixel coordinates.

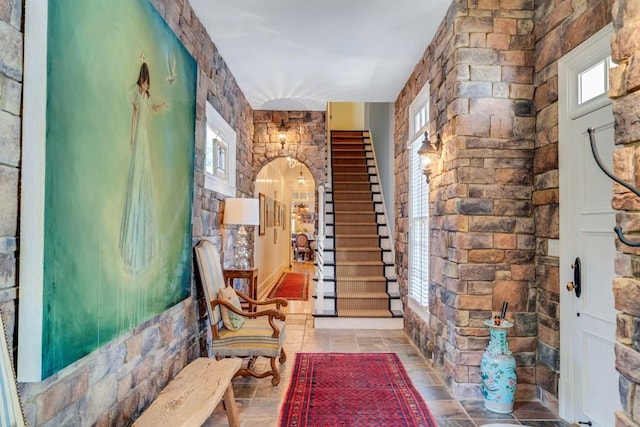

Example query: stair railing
[325,131,332,192]
[314,183,326,313]
[365,130,396,253]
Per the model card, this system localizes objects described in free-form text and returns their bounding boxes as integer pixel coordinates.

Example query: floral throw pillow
[218,286,245,331]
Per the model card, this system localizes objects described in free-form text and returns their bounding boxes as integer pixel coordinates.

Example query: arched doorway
[254,158,316,298]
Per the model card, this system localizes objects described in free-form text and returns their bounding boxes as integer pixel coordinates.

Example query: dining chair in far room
[294,233,311,261]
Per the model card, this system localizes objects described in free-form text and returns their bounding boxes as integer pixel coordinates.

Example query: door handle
[569,257,582,297]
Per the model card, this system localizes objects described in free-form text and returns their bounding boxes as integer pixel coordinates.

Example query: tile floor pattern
[203,267,569,427]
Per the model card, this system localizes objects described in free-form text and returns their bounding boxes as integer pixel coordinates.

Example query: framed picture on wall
[259,193,266,236]
[267,197,276,228]
[281,203,286,230]
[265,196,272,228]
[274,202,281,227]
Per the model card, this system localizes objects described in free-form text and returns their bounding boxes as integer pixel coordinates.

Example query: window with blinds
[408,85,430,309]
[409,137,429,307]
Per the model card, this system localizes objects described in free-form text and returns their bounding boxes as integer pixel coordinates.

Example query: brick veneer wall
[610,1,640,425]
[395,0,537,399]
[3,0,256,425]
[533,0,612,408]
[252,110,327,186]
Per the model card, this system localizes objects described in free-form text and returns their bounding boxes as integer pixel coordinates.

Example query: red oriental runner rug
[268,272,308,300]
[279,352,437,427]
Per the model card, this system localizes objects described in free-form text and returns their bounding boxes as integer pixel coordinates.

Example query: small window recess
[205,101,236,196]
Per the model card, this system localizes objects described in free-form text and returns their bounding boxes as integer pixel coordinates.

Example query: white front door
[558,24,621,426]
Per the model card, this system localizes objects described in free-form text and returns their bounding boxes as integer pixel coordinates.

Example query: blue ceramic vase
[480,319,517,413]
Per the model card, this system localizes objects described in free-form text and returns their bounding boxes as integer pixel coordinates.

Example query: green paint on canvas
[42,0,196,377]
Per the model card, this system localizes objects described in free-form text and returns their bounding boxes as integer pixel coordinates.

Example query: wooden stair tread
[333,221,378,227]
[332,201,376,204]
[335,260,384,266]
[335,276,390,282]
[337,309,393,318]
[332,211,376,214]
[333,171,369,175]
[336,292,389,298]
[334,247,382,252]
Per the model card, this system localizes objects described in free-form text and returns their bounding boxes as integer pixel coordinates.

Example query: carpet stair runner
[314,130,402,328]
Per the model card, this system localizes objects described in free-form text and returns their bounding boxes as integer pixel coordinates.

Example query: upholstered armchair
[194,240,288,386]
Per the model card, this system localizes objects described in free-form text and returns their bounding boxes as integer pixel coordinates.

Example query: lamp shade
[223,198,259,226]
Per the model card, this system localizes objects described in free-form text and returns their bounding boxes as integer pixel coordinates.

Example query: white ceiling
[189,0,451,111]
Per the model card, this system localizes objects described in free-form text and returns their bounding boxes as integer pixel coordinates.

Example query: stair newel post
[314,184,325,313]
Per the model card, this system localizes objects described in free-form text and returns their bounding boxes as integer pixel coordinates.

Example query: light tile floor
[205,265,569,427]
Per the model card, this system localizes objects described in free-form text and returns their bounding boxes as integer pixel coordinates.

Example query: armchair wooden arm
[234,290,288,310]
[210,298,285,339]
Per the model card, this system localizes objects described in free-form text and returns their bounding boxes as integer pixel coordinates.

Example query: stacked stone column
[609,1,640,425]
[440,0,537,399]
[396,0,537,400]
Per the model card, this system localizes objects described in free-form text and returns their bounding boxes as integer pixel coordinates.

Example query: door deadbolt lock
[569,257,582,298]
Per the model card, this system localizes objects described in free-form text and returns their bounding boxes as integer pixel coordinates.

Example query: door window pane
[579,58,611,104]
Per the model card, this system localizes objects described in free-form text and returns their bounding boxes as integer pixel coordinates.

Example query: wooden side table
[222,267,258,312]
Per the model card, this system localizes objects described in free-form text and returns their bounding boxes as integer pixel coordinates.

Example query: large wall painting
[19,0,197,380]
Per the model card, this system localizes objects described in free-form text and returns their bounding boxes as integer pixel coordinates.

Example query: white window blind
[409,137,429,307]
[408,84,430,310]
[413,104,428,135]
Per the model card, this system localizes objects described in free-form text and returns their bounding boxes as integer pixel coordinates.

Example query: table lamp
[223,197,260,269]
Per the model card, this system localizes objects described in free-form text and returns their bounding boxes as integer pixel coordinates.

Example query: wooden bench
[133,357,241,427]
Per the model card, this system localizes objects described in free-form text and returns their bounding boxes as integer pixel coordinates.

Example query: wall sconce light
[417,131,442,183]
[286,135,298,169]
[278,119,287,149]
[286,155,297,169]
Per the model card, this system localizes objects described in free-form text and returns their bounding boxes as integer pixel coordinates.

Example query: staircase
[314,130,403,329]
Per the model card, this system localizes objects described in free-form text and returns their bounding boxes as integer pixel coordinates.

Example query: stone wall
[609,1,640,425]
[394,0,454,373]
[396,0,538,399]
[7,0,255,425]
[0,0,22,358]
[397,0,630,412]
[252,110,327,186]
[533,0,612,408]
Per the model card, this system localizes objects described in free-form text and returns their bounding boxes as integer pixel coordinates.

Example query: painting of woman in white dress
[31,0,197,380]
[120,58,168,274]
